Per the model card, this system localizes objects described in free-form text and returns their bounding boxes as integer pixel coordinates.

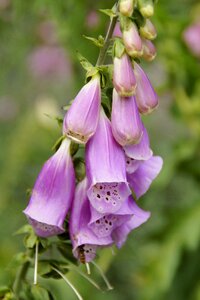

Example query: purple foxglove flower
[113,53,137,97]
[86,110,131,214]
[70,179,113,263]
[122,22,143,58]
[63,75,101,144]
[127,156,163,198]
[111,89,143,146]
[119,0,134,17]
[23,138,75,237]
[124,124,152,162]
[139,19,157,40]
[183,22,200,58]
[113,22,122,38]
[112,196,151,248]
[88,196,134,238]
[142,39,157,61]
[134,62,158,114]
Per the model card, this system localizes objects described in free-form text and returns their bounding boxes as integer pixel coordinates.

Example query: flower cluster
[24,0,162,264]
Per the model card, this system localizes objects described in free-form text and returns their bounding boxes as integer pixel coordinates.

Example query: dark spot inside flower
[107,191,110,196]
[96,220,100,224]
[100,186,103,189]
[105,220,108,224]
[106,228,108,230]
[106,197,109,201]
[97,194,101,198]
[131,158,134,161]
[109,222,112,226]
[86,250,89,253]
[127,160,130,164]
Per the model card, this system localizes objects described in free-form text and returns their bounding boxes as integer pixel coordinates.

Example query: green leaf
[57,243,77,264]
[83,35,104,48]
[76,52,93,71]
[38,261,52,277]
[31,285,50,300]
[23,231,38,249]
[14,224,33,236]
[8,252,30,269]
[99,9,117,18]
[0,287,10,297]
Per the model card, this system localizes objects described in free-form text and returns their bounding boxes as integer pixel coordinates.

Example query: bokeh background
[0,0,200,299]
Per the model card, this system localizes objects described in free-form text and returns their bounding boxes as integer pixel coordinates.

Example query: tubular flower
[124,124,152,164]
[127,156,163,198]
[112,196,151,248]
[88,196,134,238]
[142,39,157,61]
[113,53,137,97]
[111,89,143,146]
[134,62,158,114]
[70,178,113,263]
[86,110,131,214]
[63,75,101,144]
[139,19,157,40]
[122,22,143,58]
[23,138,75,237]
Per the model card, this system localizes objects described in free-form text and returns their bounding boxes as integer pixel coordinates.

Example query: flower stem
[96,3,118,66]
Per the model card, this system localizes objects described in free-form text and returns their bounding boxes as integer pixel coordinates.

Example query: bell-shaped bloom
[63,75,101,144]
[23,138,75,237]
[111,89,143,146]
[123,22,143,58]
[142,39,157,61]
[139,19,157,40]
[119,0,134,17]
[124,124,152,163]
[112,196,151,248]
[113,53,137,97]
[88,196,134,238]
[70,179,113,263]
[127,155,163,198]
[183,22,200,58]
[86,110,131,214]
[134,62,158,114]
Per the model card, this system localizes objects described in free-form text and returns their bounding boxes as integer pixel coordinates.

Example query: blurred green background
[0,0,200,299]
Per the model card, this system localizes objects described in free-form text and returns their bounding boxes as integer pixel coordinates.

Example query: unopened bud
[142,39,157,61]
[119,0,134,17]
[139,19,157,40]
[123,21,143,57]
[137,0,154,18]
[113,53,137,97]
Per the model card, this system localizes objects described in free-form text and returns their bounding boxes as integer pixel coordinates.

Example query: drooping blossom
[139,19,157,40]
[111,89,143,146]
[86,110,131,214]
[119,0,134,17]
[113,53,137,97]
[183,22,200,58]
[27,46,72,81]
[122,22,143,57]
[70,178,113,263]
[88,196,134,238]
[124,124,152,166]
[142,39,157,61]
[134,62,158,114]
[112,197,151,248]
[24,138,75,237]
[63,75,101,144]
[127,156,163,198]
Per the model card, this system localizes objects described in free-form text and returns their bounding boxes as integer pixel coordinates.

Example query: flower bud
[139,19,157,40]
[142,39,157,61]
[63,75,101,144]
[134,62,158,114]
[113,53,137,97]
[111,89,143,146]
[137,0,154,18]
[119,0,134,17]
[113,22,122,38]
[123,21,143,57]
